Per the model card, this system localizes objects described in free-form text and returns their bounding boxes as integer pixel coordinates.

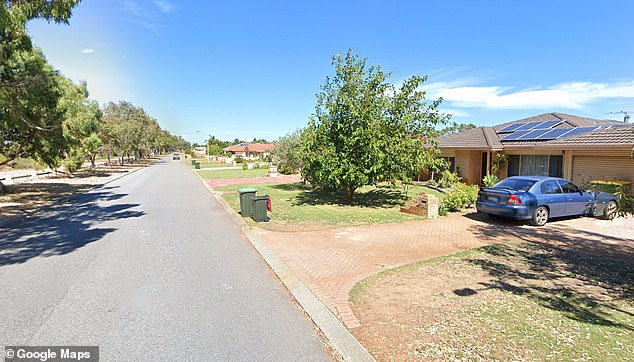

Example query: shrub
[439,170,462,189]
[278,164,296,175]
[614,184,634,217]
[482,174,499,187]
[234,156,244,164]
[441,182,479,211]
[62,152,85,174]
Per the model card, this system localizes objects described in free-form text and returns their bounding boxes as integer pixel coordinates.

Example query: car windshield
[493,178,537,192]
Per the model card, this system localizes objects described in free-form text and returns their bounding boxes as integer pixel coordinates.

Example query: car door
[539,180,566,217]
[558,180,593,215]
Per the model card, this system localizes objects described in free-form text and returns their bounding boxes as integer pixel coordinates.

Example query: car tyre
[601,200,617,220]
[530,206,549,226]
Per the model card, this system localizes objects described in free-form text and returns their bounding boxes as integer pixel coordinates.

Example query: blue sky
[28,1,634,144]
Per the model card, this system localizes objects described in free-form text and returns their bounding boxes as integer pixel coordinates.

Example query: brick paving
[254,212,634,329]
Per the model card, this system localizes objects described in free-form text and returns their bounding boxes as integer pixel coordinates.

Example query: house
[223,143,276,160]
[435,112,634,189]
[193,146,207,156]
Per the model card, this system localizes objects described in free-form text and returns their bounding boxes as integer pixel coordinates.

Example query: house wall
[454,150,482,184]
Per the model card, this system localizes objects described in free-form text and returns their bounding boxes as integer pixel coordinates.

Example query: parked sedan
[476,176,618,226]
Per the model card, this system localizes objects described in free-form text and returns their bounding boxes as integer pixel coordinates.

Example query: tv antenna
[608,111,632,123]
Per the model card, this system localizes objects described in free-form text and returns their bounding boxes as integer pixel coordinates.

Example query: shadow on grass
[289,184,408,208]
[462,211,634,330]
[0,185,144,266]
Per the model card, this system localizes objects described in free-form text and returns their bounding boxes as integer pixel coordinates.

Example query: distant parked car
[173,153,180,160]
[476,176,618,226]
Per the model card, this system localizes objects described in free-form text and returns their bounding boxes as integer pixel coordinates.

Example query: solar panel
[534,120,563,129]
[534,128,573,140]
[500,130,532,141]
[517,129,552,140]
[497,123,524,133]
[559,126,599,138]
[515,121,544,131]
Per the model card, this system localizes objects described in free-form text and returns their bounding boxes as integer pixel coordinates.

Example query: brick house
[223,143,276,160]
[434,112,634,188]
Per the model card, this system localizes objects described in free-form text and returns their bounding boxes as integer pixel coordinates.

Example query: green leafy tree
[302,50,448,202]
[81,133,102,170]
[273,128,304,174]
[436,122,476,137]
[58,77,102,172]
[0,0,81,184]
[0,48,66,167]
[207,135,230,156]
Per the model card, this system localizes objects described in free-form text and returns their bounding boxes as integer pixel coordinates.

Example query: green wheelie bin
[237,188,257,217]
[251,195,270,222]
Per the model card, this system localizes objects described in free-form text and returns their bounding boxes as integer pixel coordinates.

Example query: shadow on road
[0,186,144,266]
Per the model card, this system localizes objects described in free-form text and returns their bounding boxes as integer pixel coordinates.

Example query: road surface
[0,157,331,361]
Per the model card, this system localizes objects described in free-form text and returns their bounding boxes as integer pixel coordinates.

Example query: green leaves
[302,50,449,202]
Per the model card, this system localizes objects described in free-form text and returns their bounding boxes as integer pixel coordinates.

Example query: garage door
[571,156,634,187]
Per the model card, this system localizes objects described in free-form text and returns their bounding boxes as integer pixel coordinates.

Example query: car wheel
[530,206,549,226]
[601,200,617,220]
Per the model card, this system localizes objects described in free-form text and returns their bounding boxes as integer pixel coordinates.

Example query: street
[0,157,330,361]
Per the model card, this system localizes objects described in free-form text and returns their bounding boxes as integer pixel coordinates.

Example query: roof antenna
[608,111,632,123]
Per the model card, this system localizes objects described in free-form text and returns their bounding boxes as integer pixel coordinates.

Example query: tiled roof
[223,143,275,152]
[437,127,490,149]
[438,112,629,149]
[492,112,618,132]
[545,125,634,145]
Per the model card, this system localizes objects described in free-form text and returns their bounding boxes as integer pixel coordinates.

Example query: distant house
[223,143,276,160]
[193,146,207,156]
[434,112,634,188]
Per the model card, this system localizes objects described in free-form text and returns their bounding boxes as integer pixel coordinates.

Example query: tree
[0,48,66,167]
[207,135,230,156]
[302,50,449,202]
[58,77,102,172]
[273,128,304,174]
[436,122,476,137]
[0,0,82,176]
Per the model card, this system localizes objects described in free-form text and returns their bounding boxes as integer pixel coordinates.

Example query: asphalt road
[0,157,331,361]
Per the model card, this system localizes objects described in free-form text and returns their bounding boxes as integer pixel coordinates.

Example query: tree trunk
[107,152,111,167]
[345,185,356,204]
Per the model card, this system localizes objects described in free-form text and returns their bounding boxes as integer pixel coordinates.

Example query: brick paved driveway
[254,212,634,328]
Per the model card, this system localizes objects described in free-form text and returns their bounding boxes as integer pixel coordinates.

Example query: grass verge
[198,168,268,179]
[216,182,445,231]
[349,241,633,361]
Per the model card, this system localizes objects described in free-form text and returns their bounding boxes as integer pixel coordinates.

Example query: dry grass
[0,160,156,220]
[350,242,633,361]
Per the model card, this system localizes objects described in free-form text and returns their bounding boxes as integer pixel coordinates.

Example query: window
[541,180,562,194]
[558,180,579,194]
[507,155,563,177]
[495,178,536,192]
[440,157,455,172]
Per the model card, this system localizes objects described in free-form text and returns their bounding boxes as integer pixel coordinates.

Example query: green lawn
[190,160,234,169]
[198,168,268,179]
[215,182,445,230]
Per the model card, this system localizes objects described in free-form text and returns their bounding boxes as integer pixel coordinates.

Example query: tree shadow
[462,212,634,330]
[290,184,408,208]
[0,187,144,266]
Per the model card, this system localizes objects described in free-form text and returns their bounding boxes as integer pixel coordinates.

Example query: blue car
[476,176,618,226]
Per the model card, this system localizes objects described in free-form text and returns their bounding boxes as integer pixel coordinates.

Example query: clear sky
[27,1,634,145]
